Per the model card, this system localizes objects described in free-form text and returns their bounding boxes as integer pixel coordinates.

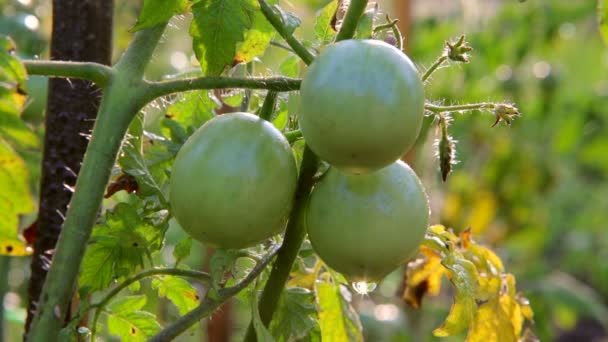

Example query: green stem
[244,147,319,341]
[259,91,278,121]
[23,60,113,88]
[373,18,399,33]
[26,23,168,342]
[141,76,301,104]
[284,129,302,144]
[335,0,369,42]
[425,102,495,113]
[149,243,282,341]
[421,55,448,83]
[241,62,255,112]
[269,40,294,53]
[258,0,315,65]
[90,268,211,340]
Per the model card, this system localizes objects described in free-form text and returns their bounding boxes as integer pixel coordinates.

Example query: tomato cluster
[300,40,429,281]
[169,39,429,282]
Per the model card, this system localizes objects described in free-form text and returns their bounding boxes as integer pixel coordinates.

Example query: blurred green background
[2,0,608,341]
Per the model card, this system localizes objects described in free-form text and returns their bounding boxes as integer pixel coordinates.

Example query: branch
[142,76,300,105]
[425,102,495,113]
[244,146,319,341]
[259,91,278,121]
[335,0,369,42]
[258,0,315,65]
[89,268,211,340]
[421,56,448,83]
[26,23,169,341]
[23,60,113,88]
[149,243,282,341]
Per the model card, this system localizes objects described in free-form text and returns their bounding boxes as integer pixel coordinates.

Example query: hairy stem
[258,0,315,64]
[335,0,369,42]
[23,60,113,88]
[425,102,496,113]
[259,91,278,121]
[244,147,319,341]
[284,130,302,144]
[26,23,168,341]
[421,55,448,83]
[150,244,282,341]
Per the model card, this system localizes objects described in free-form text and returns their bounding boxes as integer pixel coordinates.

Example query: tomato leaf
[279,55,300,78]
[252,286,276,342]
[0,236,32,256]
[315,282,363,342]
[433,251,478,337]
[172,237,192,265]
[132,0,190,31]
[79,203,163,292]
[190,0,256,75]
[152,275,200,315]
[235,0,277,65]
[0,140,34,240]
[314,1,338,44]
[162,90,216,138]
[209,249,239,289]
[269,287,318,341]
[106,307,161,342]
[108,295,147,314]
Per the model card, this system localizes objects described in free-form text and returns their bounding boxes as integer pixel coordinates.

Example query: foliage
[10,0,608,340]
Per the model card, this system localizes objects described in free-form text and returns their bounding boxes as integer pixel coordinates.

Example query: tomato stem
[335,0,370,42]
[149,243,282,341]
[23,60,113,88]
[258,0,315,65]
[26,22,169,341]
[244,146,319,341]
[259,91,278,121]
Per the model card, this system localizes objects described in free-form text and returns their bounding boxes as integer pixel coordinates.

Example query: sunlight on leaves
[269,287,318,341]
[132,0,190,31]
[106,295,161,342]
[404,225,535,341]
[190,0,256,75]
[152,275,199,315]
[314,1,338,44]
[316,282,363,342]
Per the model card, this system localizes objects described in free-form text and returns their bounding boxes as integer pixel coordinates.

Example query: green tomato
[299,39,425,174]
[170,112,298,249]
[306,161,429,281]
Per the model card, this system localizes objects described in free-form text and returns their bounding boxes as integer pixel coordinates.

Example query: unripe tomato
[306,161,429,281]
[299,39,425,174]
[170,112,298,249]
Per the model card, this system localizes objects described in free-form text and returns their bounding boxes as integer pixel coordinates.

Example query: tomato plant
[0,0,538,341]
[299,39,424,174]
[306,160,429,282]
[170,112,297,249]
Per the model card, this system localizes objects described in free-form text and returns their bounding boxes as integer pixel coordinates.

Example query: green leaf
[279,56,300,78]
[433,251,479,337]
[235,0,278,64]
[173,237,193,265]
[209,249,239,289]
[79,203,162,292]
[162,90,215,138]
[600,0,608,44]
[354,7,376,39]
[132,0,190,31]
[253,287,276,342]
[271,5,301,35]
[190,0,257,75]
[107,310,161,342]
[152,275,200,315]
[269,287,318,341]
[314,1,338,44]
[119,115,165,199]
[108,295,147,314]
[315,282,363,342]
[0,140,34,239]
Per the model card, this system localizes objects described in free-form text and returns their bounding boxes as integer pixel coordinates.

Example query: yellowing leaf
[402,245,445,308]
[0,236,32,256]
[433,252,478,337]
[287,269,317,290]
[316,282,363,342]
[466,274,526,342]
[235,0,277,64]
[460,228,504,275]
